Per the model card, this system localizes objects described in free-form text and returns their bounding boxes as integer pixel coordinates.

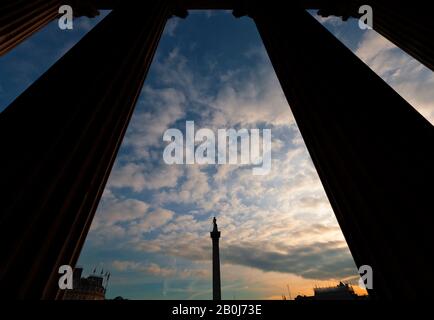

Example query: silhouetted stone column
[317,0,434,71]
[210,218,221,300]
[0,0,60,55]
[370,1,434,71]
[0,0,101,56]
[0,1,171,299]
[236,3,434,299]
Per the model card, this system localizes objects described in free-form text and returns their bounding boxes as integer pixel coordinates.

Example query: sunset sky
[1,9,433,300]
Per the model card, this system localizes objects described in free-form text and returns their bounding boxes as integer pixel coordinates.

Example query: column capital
[170,0,189,18]
[67,0,100,18]
[232,0,304,19]
[316,0,362,21]
[232,0,365,20]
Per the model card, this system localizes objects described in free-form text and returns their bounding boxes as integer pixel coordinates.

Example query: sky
[1,9,433,300]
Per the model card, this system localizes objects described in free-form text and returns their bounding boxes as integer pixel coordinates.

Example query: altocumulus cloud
[112,260,209,279]
[355,31,434,124]
[222,241,356,280]
[81,15,434,292]
[84,43,359,284]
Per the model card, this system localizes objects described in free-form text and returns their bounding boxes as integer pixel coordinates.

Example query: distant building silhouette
[295,282,368,300]
[210,217,221,300]
[63,268,108,300]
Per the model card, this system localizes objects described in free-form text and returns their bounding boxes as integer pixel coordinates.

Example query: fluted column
[316,0,434,71]
[370,1,434,71]
[238,2,434,299]
[0,0,102,56]
[0,1,171,299]
[0,0,60,55]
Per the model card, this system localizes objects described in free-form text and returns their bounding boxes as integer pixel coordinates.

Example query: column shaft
[0,0,101,56]
[0,0,61,55]
[0,1,170,299]
[370,0,434,71]
[250,4,434,299]
[212,238,221,300]
[316,0,434,71]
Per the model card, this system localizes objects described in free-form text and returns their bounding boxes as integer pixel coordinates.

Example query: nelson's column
[210,217,221,300]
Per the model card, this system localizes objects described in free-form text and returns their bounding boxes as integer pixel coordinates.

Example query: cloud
[152,46,293,129]
[164,18,181,37]
[223,241,356,280]
[108,163,146,192]
[112,260,176,277]
[208,65,292,127]
[87,196,149,245]
[111,260,208,279]
[123,86,186,160]
[129,208,175,234]
[355,31,434,124]
[155,166,210,206]
[109,163,183,192]
[88,194,175,245]
[85,39,358,286]
[144,263,177,277]
[95,198,150,226]
[128,197,354,281]
[162,215,204,233]
[112,260,141,272]
[145,165,184,190]
[131,230,355,280]
[312,12,345,27]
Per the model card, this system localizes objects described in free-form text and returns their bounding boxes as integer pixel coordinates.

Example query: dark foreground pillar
[238,3,434,299]
[0,1,170,299]
[0,0,101,56]
[370,1,434,71]
[317,0,434,72]
[0,0,61,55]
